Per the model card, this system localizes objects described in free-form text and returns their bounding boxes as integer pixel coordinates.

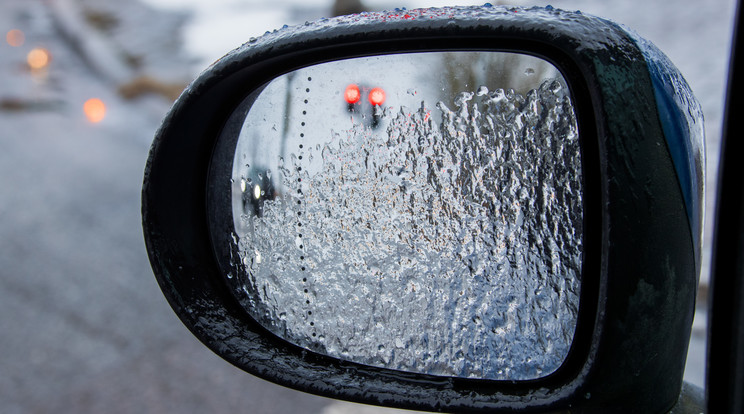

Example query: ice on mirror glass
[228,52,582,381]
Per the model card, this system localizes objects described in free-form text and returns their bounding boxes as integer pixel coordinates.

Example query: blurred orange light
[6,29,24,47]
[27,48,51,70]
[83,98,106,123]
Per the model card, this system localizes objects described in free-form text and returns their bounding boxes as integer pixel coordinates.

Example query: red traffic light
[369,87,385,106]
[344,84,361,104]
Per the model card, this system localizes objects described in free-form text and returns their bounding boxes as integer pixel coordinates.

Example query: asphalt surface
[0,0,727,412]
[0,2,341,413]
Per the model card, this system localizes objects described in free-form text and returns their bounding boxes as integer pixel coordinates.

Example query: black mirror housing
[142,6,704,413]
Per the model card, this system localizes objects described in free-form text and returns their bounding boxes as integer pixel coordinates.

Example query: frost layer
[233,80,582,380]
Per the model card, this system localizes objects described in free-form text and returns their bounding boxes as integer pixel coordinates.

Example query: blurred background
[0,0,735,412]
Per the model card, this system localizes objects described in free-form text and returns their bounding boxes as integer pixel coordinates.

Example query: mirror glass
[226,52,582,381]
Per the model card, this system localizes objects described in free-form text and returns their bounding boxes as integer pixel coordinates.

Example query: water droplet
[525,67,536,75]
[454,91,474,107]
[476,85,489,96]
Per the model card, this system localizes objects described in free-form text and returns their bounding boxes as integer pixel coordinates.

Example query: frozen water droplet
[476,85,489,96]
[454,91,474,107]
[489,88,506,103]
[525,67,536,75]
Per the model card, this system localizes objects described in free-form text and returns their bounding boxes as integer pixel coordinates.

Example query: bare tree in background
[438,52,558,108]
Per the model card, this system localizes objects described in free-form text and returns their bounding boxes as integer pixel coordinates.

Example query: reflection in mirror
[226,52,582,381]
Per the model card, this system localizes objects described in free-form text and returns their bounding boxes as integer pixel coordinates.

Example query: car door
[706,1,744,413]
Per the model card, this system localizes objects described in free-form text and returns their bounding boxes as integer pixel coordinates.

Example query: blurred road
[0,0,734,412]
[0,1,338,413]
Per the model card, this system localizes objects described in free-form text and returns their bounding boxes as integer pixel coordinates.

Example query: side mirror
[142,6,704,413]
